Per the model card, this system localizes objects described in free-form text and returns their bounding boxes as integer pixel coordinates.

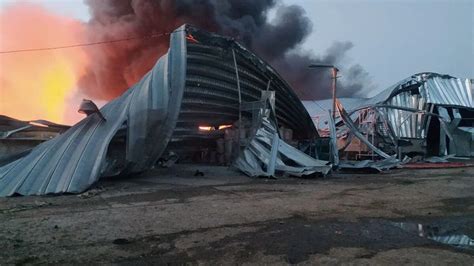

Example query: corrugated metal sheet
[336,100,391,158]
[234,106,331,177]
[384,91,429,138]
[169,26,317,153]
[381,73,473,139]
[304,73,473,116]
[421,75,474,108]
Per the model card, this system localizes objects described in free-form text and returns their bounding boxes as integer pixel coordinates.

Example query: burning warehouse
[1,19,473,196]
[2,2,474,264]
[0,25,330,197]
[1,25,473,196]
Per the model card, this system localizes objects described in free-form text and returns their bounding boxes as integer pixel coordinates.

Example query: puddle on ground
[392,221,474,250]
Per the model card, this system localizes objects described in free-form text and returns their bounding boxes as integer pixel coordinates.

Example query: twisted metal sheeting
[421,75,473,108]
[384,73,473,139]
[303,73,473,139]
[234,105,331,178]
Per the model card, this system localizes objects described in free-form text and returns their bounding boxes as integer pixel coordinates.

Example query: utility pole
[331,67,339,121]
[308,64,339,122]
[309,64,340,165]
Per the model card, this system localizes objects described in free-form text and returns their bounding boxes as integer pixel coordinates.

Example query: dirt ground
[1,165,473,265]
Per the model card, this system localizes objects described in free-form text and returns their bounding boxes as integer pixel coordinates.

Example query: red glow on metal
[186,34,199,43]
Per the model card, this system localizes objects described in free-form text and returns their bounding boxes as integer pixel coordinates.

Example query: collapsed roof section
[0,25,324,197]
[234,91,331,177]
[304,73,474,162]
[305,73,473,129]
[0,116,69,166]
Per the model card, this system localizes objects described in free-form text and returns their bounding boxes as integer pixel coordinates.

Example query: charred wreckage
[304,72,474,169]
[1,25,473,196]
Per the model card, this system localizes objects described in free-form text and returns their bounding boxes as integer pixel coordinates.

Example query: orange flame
[218,125,232,130]
[0,4,89,125]
[199,126,213,131]
[199,125,233,131]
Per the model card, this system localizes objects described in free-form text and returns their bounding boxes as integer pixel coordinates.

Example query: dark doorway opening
[426,113,441,156]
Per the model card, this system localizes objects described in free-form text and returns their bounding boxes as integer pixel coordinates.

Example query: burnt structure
[0,25,328,197]
[304,73,474,161]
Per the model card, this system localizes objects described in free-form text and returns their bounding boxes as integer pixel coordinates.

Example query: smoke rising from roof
[80,0,370,101]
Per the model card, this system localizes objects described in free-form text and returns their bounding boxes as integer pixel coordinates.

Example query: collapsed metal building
[2,24,471,197]
[304,73,474,162]
[0,25,330,197]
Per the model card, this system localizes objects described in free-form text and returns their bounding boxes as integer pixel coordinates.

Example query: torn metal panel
[0,115,68,140]
[336,100,391,159]
[234,114,331,177]
[421,75,474,108]
[384,91,428,139]
[0,116,69,166]
[327,110,339,165]
[234,97,331,177]
[78,100,106,120]
[378,73,473,109]
[450,127,474,157]
[438,106,466,155]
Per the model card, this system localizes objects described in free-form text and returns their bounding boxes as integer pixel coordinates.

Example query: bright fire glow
[0,4,88,124]
[199,125,233,131]
[199,126,213,131]
[218,125,232,130]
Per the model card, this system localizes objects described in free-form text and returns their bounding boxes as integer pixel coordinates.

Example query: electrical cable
[0,30,185,54]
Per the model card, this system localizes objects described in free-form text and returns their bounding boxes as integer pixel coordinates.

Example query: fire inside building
[0,25,473,196]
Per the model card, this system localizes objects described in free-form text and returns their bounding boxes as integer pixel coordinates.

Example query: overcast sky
[1,0,472,96]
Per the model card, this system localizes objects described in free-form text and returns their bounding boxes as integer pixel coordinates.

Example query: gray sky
[283,0,474,95]
[1,0,473,95]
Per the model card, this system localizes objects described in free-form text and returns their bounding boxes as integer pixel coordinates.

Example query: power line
[0,31,181,54]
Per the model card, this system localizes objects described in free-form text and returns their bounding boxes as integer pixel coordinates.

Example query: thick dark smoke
[80,0,370,101]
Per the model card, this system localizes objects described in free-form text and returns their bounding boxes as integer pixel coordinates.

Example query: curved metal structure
[171,26,317,143]
[0,25,319,196]
[304,72,473,132]
[304,72,473,159]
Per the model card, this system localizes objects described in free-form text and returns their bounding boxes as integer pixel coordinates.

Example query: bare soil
[1,165,473,265]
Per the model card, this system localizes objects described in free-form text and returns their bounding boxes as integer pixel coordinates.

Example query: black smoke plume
[80,0,370,100]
